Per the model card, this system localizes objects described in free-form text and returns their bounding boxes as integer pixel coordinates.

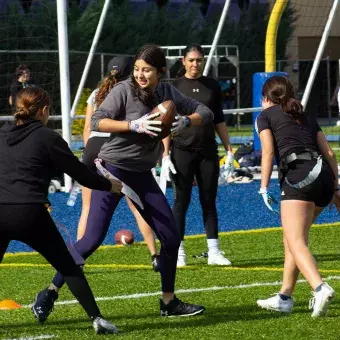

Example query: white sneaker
[208,251,232,266]
[177,253,187,267]
[257,293,293,313]
[309,283,335,317]
[93,317,118,334]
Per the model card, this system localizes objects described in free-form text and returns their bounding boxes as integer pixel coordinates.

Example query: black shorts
[82,136,109,172]
[280,159,334,207]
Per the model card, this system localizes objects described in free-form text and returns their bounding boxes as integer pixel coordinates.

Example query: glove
[129,112,162,137]
[258,187,279,213]
[171,115,191,134]
[161,155,177,182]
[223,151,235,178]
[109,179,123,194]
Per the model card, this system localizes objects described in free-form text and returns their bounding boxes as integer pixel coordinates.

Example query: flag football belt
[281,151,322,190]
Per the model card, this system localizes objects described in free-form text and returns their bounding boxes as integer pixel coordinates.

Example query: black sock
[279,293,291,300]
[315,283,324,292]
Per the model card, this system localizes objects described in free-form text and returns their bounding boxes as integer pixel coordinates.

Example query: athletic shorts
[82,136,109,172]
[280,159,334,207]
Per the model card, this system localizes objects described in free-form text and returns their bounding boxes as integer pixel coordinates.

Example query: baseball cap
[107,57,132,79]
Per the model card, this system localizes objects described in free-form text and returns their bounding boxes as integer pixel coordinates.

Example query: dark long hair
[131,44,166,108]
[262,76,304,122]
[176,43,205,78]
[14,87,51,121]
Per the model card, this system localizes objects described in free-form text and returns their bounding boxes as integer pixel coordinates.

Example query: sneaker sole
[257,303,292,313]
[161,308,205,318]
[311,292,335,318]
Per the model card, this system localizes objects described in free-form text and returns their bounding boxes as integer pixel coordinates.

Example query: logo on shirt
[193,89,199,93]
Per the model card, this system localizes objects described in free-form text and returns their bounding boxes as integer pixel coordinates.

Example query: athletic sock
[279,293,292,300]
[207,239,219,255]
[314,283,324,292]
[178,241,185,256]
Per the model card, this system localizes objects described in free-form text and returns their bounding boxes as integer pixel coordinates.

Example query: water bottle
[67,182,80,207]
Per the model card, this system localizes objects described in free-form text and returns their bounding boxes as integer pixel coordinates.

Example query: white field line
[2,335,57,340]
[21,275,340,309]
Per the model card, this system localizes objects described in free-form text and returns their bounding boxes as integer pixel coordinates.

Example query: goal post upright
[253,0,288,150]
[57,0,72,192]
[301,0,340,109]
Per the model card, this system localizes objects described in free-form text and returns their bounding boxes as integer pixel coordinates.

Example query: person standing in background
[9,64,35,109]
[161,44,234,267]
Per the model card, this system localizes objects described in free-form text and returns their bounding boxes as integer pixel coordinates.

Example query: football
[150,100,177,139]
[114,229,134,246]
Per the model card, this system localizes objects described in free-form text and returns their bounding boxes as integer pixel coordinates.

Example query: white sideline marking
[2,335,57,340]
[22,275,340,309]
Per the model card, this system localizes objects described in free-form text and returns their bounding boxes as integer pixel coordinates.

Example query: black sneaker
[93,317,118,334]
[160,296,205,317]
[151,254,160,272]
[31,288,58,324]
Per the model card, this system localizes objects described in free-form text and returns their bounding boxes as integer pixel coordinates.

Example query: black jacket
[0,119,111,204]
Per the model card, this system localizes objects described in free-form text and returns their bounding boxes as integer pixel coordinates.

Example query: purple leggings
[53,163,180,292]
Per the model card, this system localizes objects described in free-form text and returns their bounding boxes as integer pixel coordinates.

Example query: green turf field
[1,223,340,340]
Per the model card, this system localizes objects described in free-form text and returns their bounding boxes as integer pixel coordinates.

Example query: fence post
[101,53,105,79]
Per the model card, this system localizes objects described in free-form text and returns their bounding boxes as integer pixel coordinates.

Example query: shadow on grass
[0,304,286,332]
[234,253,340,268]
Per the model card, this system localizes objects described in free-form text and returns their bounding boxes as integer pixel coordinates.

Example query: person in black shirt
[0,87,122,334]
[9,64,35,109]
[162,44,234,267]
[256,76,340,317]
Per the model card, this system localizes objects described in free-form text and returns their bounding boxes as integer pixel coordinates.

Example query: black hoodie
[0,119,111,204]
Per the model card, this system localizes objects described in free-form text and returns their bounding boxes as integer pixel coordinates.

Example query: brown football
[150,100,177,139]
[114,229,134,246]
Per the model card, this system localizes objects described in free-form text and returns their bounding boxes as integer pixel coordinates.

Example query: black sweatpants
[0,204,101,320]
[171,146,220,240]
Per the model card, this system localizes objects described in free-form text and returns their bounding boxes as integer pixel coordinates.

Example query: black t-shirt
[255,105,321,164]
[172,76,225,150]
[10,80,35,107]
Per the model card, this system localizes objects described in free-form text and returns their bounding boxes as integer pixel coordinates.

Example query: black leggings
[171,147,219,240]
[0,204,101,320]
[82,136,109,172]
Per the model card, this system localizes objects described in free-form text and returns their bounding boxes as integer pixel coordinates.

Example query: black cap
[107,57,132,79]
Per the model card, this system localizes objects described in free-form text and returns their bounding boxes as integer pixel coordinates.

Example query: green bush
[71,88,92,136]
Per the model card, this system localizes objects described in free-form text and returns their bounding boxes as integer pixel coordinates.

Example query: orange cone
[0,299,22,310]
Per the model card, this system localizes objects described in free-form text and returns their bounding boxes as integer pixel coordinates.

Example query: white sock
[178,241,186,256]
[207,239,219,255]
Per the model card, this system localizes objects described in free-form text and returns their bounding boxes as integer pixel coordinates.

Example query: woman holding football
[33,44,213,322]
[78,56,160,271]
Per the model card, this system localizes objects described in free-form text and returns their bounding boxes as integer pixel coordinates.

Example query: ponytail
[95,73,118,106]
[262,76,305,123]
[282,97,304,122]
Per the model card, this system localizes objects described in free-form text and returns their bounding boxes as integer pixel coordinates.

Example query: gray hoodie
[91,79,213,172]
